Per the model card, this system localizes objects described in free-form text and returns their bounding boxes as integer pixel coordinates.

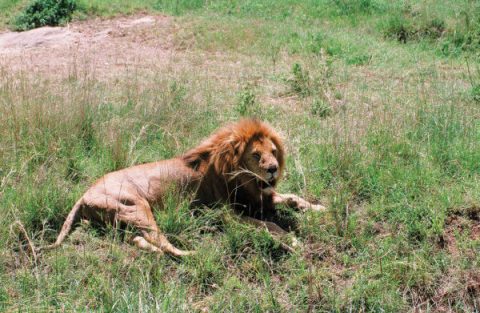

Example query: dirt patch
[428,269,480,312]
[438,206,480,255]
[0,14,177,79]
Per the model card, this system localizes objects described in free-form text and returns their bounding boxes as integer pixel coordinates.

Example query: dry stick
[10,220,38,264]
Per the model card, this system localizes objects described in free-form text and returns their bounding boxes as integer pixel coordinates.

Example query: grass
[1,0,480,312]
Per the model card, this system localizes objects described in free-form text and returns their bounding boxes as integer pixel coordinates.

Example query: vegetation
[12,0,77,31]
[1,0,479,312]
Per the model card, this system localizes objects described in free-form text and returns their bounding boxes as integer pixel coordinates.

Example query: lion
[41,119,325,256]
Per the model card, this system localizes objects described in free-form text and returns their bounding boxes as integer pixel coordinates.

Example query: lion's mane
[183,119,285,212]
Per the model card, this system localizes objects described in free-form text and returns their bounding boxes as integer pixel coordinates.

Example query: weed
[78,105,96,152]
[472,84,480,102]
[466,57,480,102]
[332,0,380,16]
[310,98,332,118]
[288,63,311,97]
[154,0,205,16]
[346,53,372,65]
[167,80,187,109]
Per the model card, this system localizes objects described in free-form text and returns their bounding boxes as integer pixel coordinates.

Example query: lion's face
[242,136,281,193]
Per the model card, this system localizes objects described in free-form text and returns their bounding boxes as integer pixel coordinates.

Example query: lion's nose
[267,165,278,174]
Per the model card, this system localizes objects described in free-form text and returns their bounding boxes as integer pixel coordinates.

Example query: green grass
[0,0,26,27]
[1,0,480,312]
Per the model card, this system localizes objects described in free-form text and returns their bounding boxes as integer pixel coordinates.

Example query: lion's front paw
[290,236,301,248]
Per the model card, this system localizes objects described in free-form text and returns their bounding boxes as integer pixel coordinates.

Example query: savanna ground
[1,0,480,312]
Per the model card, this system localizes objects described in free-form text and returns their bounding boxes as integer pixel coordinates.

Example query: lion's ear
[183,144,211,172]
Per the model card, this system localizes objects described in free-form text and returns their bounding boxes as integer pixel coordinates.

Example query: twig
[10,220,38,264]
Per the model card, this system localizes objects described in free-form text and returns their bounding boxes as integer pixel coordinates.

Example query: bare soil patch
[0,14,178,79]
[438,206,480,255]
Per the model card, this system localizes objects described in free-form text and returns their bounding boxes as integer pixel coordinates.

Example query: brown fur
[41,119,325,256]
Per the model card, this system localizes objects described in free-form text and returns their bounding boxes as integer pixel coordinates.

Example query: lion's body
[81,159,200,224]
[42,119,325,256]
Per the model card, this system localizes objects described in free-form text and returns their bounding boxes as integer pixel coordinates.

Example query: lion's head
[183,119,285,204]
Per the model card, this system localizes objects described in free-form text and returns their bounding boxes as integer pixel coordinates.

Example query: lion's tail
[38,199,83,252]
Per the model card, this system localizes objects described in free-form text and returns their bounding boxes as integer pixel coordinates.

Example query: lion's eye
[272,149,277,156]
[252,152,261,161]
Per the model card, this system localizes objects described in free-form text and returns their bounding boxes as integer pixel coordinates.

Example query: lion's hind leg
[114,199,194,257]
[132,236,163,254]
[142,231,194,257]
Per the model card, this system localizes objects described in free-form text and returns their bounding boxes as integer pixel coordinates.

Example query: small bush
[422,18,446,39]
[13,0,77,31]
[381,14,412,43]
[305,32,345,58]
[381,12,445,43]
[236,86,259,116]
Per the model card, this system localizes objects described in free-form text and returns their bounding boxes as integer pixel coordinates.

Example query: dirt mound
[0,15,175,79]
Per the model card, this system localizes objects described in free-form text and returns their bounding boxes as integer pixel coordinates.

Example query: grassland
[1,0,480,312]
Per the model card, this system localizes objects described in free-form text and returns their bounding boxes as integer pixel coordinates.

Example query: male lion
[41,119,325,256]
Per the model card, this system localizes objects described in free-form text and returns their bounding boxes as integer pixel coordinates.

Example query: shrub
[381,14,413,43]
[422,18,446,40]
[236,86,259,116]
[380,9,445,44]
[13,0,77,31]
